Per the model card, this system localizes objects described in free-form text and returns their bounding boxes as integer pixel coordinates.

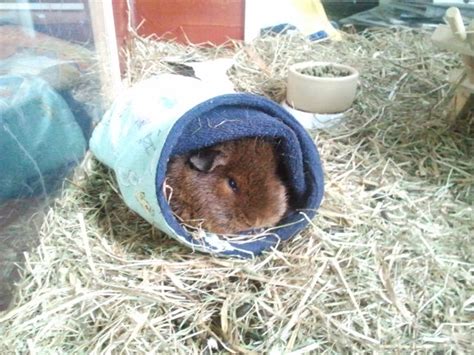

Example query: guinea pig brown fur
[165,138,288,234]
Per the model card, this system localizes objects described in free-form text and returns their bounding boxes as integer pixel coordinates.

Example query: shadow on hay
[0,198,47,311]
[79,159,192,257]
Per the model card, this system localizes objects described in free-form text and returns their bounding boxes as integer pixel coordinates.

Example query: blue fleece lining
[156,93,324,258]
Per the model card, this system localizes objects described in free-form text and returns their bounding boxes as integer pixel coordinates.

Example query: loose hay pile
[1,29,473,353]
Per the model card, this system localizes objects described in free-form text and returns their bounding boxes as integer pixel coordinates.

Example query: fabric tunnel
[90,74,324,258]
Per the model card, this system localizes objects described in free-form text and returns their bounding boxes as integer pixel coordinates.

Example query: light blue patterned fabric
[0,75,87,201]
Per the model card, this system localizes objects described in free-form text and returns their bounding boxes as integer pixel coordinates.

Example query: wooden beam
[87,0,123,105]
[449,86,474,122]
[445,7,466,41]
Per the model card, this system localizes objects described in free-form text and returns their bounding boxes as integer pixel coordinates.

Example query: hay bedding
[1,28,473,353]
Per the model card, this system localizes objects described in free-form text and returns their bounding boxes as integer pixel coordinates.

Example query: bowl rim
[289,61,359,81]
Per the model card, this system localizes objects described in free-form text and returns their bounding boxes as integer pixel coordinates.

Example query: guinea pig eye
[227,178,238,192]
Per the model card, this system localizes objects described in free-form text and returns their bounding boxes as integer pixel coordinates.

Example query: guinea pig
[165,138,288,235]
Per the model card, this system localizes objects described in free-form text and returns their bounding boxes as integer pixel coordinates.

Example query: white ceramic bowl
[287,61,359,113]
[281,100,346,130]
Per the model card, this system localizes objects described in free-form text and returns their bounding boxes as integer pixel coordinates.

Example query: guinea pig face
[186,139,288,234]
[221,167,287,231]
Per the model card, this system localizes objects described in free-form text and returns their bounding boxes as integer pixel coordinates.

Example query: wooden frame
[432,7,474,123]
[87,0,123,104]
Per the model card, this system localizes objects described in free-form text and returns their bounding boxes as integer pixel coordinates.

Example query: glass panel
[0,0,104,310]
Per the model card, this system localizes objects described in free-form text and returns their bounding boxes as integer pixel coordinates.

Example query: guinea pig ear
[188,149,227,172]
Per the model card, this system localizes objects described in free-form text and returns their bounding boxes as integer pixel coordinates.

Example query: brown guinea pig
[165,138,288,235]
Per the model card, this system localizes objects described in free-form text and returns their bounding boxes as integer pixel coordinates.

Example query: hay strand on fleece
[1,29,473,353]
